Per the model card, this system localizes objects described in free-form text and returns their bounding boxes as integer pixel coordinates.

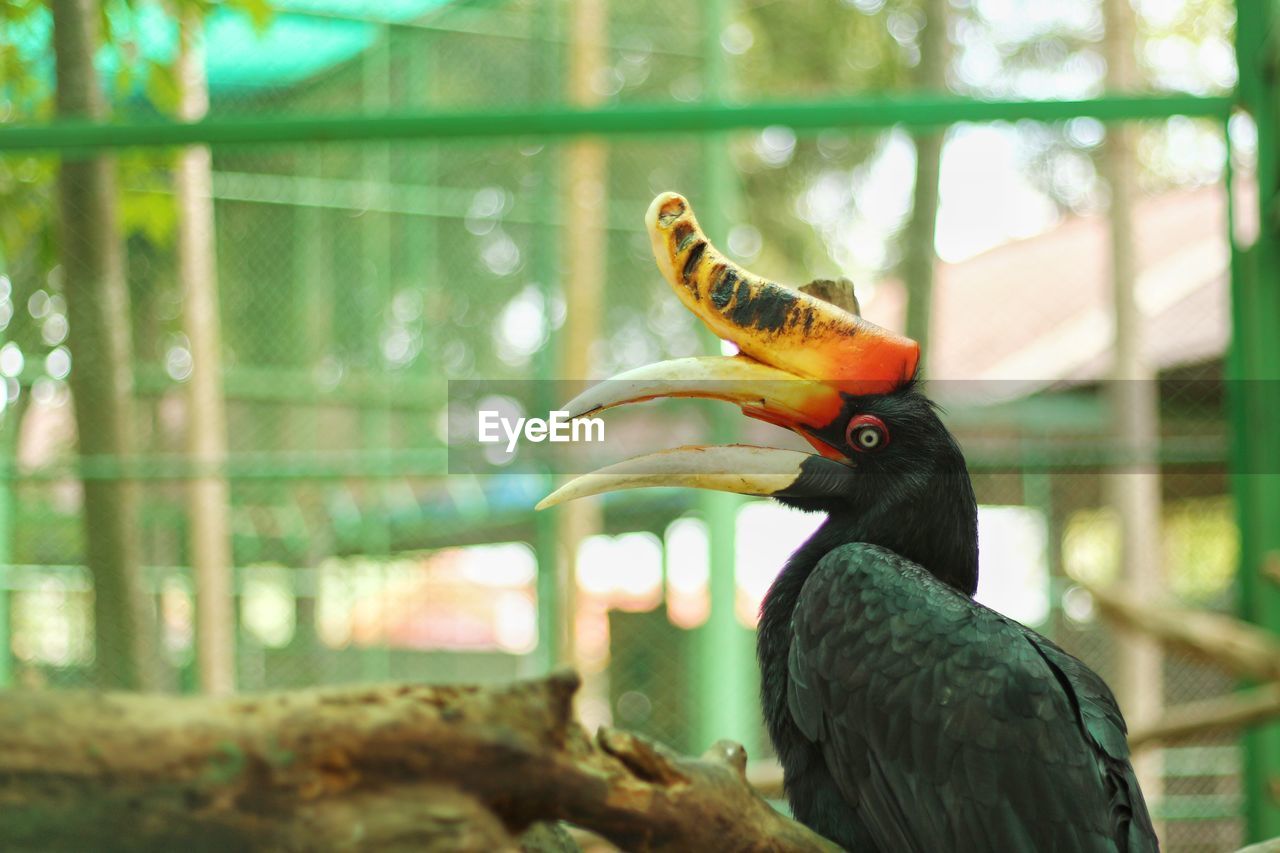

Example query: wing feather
[786,542,1158,853]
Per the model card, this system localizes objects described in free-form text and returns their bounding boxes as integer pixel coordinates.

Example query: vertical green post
[532,0,564,673]
[1022,467,1058,636]
[0,429,10,690]
[0,249,11,689]
[694,0,758,755]
[407,30,438,387]
[1230,0,1280,839]
[361,29,394,681]
[289,153,331,688]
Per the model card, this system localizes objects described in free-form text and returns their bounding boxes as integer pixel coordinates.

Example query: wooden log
[1129,683,1280,752]
[1077,579,1280,682]
[0,672,837,853]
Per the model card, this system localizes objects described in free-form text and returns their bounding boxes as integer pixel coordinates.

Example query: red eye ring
[845,414,889,453]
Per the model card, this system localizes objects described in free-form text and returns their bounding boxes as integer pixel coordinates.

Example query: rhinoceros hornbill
[537,192,1157,852]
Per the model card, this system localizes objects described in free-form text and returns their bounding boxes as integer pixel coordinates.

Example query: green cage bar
[531,0,564,673]
[0,94,1232,154]
[693,0,758,757]
[0,1,1273,841]
[1230,0,1280,839]
[0,242,10,690]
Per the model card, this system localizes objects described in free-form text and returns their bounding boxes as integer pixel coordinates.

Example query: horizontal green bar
[0,94,1233,154]
[132,363,447,410]
[0,442,1227,483]
[1162,744,1240,777]
[963,436,1229,471]
[1150,794,1242,822]
[137,169,646,230]
[1,449,450,481]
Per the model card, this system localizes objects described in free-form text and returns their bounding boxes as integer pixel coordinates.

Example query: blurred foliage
[2,0,1238,394]
[0,0,271,279]
[1063,495,1238,603]
[0,0,271,473]
[730,0,911,283]
[953,0,1235,215]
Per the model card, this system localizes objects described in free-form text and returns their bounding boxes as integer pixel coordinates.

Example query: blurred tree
[901,0,948,350]
[1,0,268,690]
[51,0,158,690]
[731,0,910,284]
[174,6,235,696]
[1100,0,1164,815]
[949,0,1235,215]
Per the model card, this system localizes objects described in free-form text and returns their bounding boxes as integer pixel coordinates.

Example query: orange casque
[645,192,919,399]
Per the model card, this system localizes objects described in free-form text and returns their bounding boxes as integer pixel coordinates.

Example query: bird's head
[537,192,977,593]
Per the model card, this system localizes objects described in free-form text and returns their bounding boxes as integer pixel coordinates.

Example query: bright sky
[794,0,1238,279]
[816,116,1230,283]
[934,126,1065,262]
[794,122,1075,291]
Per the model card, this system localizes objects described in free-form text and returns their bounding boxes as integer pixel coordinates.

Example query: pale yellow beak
[535,445,854,510]
[559,354,844,429]
[537,191,918,511]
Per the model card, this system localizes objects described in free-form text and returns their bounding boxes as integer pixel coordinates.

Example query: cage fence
[0,0,1270,849]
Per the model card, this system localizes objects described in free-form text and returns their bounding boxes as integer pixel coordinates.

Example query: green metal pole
[694,0,758,756]
[1021,466,1058,636]
[0,439,1224,484]
[0,95,1233,154]
[0,249,11,689]
[288,172,326,686]
[0,460,9,689]
[531,0,564,674]
[361,29,394,681]
[1230,0,1280,838]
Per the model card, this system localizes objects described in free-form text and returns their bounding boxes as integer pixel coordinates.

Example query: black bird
[539,192,1157,852]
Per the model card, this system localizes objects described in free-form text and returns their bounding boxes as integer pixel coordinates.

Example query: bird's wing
[786,542,1158,853]
[1022,629,1159,851]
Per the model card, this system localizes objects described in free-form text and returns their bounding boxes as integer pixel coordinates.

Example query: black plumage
[757,387,1158,852]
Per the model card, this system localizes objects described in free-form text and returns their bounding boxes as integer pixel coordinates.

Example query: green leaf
[227,0,275,33]
[145,60,181,113]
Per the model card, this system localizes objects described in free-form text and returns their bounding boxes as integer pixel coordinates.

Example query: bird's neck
[856,465,980,596]
[757,481,978,753]
[757,444,979,773]
[760,466,979,648]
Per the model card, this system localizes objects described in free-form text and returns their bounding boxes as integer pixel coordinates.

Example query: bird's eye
[845,414,889,452]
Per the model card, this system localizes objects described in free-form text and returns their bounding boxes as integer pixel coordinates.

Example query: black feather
[765,543,1157,852]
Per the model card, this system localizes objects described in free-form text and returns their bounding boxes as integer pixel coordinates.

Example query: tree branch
[1128,683,1280,752]
[0,672,837,852]
[1077,579,1280,682]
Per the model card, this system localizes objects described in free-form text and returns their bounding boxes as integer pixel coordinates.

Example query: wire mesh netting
[0,0,1260,849]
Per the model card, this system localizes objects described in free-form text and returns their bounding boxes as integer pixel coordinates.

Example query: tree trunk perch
[0,672,837,852]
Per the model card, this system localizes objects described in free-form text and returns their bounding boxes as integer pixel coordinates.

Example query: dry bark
[0,671,837,853]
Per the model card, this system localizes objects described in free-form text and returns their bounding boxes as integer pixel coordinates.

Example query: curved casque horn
[646,192,918,395]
